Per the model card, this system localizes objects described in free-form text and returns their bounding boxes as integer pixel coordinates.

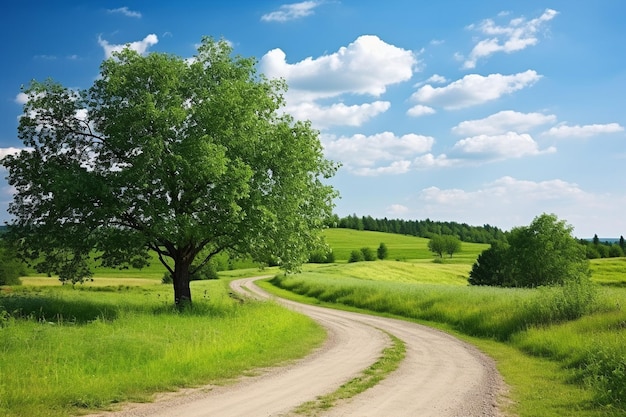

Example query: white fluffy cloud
[98,34,158,59]
[322,132,434,175]
[261,35,416,100]
[14,93,28,105]
[411,70,541,110]
[407,104,436,117]
[261,1,320,22]
[452,110,557,136]
[451,132,556,160]
[463,8,558,69]
[260,35,416,127]
[289,101,391,129]
[543,123,624,138]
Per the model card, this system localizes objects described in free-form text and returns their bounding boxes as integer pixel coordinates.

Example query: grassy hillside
[323,228,489,263]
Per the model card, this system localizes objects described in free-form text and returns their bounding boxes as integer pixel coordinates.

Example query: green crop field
[322,228,489,262]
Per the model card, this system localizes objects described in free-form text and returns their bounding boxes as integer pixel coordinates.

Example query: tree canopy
[2,37,338,306]
[427,235,462,258]
[469,213,590,287]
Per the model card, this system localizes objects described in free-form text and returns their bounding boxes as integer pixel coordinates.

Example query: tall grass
[270,265,626,413]
[0,280,325,417]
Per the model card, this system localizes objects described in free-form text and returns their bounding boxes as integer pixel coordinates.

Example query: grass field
[0,279,325,417]
[2,228,625,417]
[267,229,626,417]
[322,228,489,262]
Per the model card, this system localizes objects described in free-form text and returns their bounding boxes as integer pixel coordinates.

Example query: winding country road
[88,276,505,417]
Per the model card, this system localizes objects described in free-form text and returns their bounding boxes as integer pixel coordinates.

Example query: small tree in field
[443,236,461,258]
[428,235,445,258]
[377,242,388,260]
[2,38,338,307]
[428,235,461,259]
[469,213,590,287]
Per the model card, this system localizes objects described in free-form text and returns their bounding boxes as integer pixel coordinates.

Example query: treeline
[579,235,625,259]
[326,214,506,244]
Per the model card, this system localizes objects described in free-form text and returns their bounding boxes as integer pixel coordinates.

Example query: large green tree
[2,38,338,306]
[469,213,590,287]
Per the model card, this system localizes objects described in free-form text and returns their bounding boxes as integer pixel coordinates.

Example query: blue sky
[1,1,625,238]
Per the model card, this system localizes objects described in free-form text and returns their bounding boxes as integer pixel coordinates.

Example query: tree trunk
[172,257,192,308]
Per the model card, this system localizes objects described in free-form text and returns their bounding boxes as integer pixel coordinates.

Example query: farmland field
[2,228,625,417]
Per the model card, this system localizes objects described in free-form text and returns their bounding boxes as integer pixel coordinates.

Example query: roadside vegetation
[0,278,325,417]
[268,225,626,417]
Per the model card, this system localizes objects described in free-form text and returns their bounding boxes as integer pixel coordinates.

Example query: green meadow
[266,229,626,417]
[0,278,324,417]
[322,227,489,262]
[1,228,625,417]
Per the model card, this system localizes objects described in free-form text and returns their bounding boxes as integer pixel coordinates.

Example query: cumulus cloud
[260,35,416,127]
[543,123,624,138]
[463,8,558,69]
[98,34,158,59]
[452,110,557,136]
[261,35,416,101]
[426,74,447,84]
[451,132,556,160]
[261,1,320,22]
[407,104,436,117]
[412,153,456,169]
[14,93,28,105]
[107,6,142,18]
[322,131,434,175]
[411,70,541,110]
[289,101,390,129]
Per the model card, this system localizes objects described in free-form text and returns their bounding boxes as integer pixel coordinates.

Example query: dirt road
[89,276,505,417]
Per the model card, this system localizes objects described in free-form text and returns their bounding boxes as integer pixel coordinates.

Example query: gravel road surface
[86,276,506,417]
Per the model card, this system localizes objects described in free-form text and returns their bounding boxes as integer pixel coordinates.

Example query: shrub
[468,242,509,286]
[469,213,590,288]
[348,250,364,263]
[309,249,335,264]
[360,247,376,261]
[377,243,388,260]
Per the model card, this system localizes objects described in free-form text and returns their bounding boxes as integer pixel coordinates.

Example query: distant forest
[326,214,506,244]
